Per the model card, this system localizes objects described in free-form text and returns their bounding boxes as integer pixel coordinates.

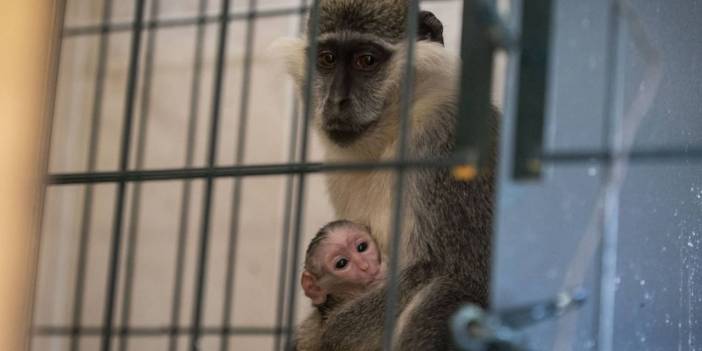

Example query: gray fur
[314,0,409,43]
[317,105,497,350]
[295,295,344,351]
[285,1,497,349]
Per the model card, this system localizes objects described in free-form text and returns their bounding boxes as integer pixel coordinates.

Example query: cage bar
[453,0,498,173]
[46,147,702,187]
[381,0,420,350]
[512,0,554,179]
[118,1,161,350]
[35,325,289,336]
[64,6,310,37]
[282,0,322,349]
[168,1,209,349]
[101,1,146,350]
[219,0,258,350]
[596,1,627,350]
[70,1,113,350]
[190,0,231,349]
[273,3,308,349]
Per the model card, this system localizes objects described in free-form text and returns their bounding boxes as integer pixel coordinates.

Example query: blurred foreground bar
[454,0,497,177]
[0,1,63,350]
[512,0,553,179]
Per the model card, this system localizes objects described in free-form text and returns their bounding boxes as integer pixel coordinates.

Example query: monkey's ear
[418,11,445,46]
[301,271,327,305]
[267,37,306,83]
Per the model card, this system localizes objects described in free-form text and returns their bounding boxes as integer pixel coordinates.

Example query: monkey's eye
[317,51,336,69]
[335,258,349,270]
[357,242,368,252]
[354,54,378,71]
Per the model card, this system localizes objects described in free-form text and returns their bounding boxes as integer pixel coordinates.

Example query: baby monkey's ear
[301,271,327,306]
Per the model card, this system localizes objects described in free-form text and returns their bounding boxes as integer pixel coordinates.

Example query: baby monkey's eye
[357,242,368,252]
[335,258,349,269]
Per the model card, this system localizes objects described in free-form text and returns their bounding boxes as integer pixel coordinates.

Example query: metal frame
[32,0,701,351]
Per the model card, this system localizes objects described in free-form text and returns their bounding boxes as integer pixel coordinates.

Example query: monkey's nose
[337,98,350,110]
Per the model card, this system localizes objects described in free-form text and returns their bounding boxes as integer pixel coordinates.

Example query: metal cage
[31,0,702,350]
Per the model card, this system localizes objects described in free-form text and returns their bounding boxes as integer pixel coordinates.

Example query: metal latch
[451,289,588,351]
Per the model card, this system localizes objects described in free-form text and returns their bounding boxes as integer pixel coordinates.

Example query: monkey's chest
[325,171,412,253]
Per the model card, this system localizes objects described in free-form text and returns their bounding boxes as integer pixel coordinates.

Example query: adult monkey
[278,0,497,349]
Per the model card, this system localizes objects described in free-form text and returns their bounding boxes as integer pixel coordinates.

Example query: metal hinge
[451,289,588,351]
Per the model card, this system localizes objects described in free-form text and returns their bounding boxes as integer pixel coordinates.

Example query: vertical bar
[220,0,257,349]
[511,0,553,179]
[190,0,231,349]
[273,3,307,350]
[72,1,113,350]
[118,1,161,350]
[273,102,299,351]
[454,0,498,173]
[28,1,67,350]
[283,1,320,349]
[101,1,147,350]
[597,1,625,351]
[381,1,419,350]
[0,1,62,350]
[169,1,208,350]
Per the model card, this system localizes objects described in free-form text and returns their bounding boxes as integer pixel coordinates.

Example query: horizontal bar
[33,326,291,337]
[45,147,702,185]
[62,0,461,37]
[64,7,307,37]
[47,159,459,185]
[540,147,702,164]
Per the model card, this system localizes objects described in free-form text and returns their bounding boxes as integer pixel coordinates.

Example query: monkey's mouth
[366,272,386,290]
[322,120,377,146]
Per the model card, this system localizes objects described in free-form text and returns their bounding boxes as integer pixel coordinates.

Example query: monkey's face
[317,227,386,291]
[312,35,396,146]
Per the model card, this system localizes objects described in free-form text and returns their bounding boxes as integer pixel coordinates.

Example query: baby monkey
[295,220,387,350]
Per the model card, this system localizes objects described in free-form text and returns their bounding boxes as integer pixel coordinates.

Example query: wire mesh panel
[32,0,701,350]
[33,0,473,350]
[35,1,328,350]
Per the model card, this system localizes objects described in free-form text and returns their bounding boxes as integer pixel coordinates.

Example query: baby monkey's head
[301,220,386,306]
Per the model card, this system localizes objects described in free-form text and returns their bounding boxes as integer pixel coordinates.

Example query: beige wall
[34,1,505,350]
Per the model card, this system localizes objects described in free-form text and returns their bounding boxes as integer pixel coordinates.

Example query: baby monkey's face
[317,227,386,289]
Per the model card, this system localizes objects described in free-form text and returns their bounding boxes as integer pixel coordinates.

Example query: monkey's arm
[318,262,435,351]
[295,311,325,351]
[319,287,386,351]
